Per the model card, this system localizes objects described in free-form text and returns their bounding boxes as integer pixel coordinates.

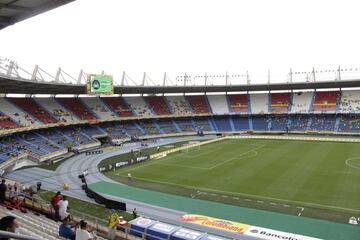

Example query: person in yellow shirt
[107,209,119,240]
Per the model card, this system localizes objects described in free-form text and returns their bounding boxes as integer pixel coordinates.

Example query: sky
[0,0,360,85]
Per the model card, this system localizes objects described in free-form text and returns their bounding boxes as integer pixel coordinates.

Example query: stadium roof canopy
[0,0,75,30]
[1,75,360,94]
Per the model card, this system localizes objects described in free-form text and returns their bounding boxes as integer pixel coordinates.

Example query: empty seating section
[101,122,129,139]
[81,125,106,137]
[250,94,268,114]
[37,129,68,148]
[193,118,212,131]
[313,91,339,113]
[0,139,26,162]
[0,112,17,129]
[0,98,41,126]
[137,120,161,135]
[187,96,210,113]
[207,95,228,114]
[121,122,144,136]
[309,115,336,131]
[59,127,96,146]
[81,97,115,119]
[101,97,134,116]
[156,120,178,133]
[271,93,290,113]
[252,116,269,131]
[57,98,97,121]
[289,115,309,131]
[339,90,360,113]
[213,117,232,131]
[124,97,153,116]
[9,98,57,124]
[291,92,313,113]
[338,115,360,132]
[228,94,248,113]
[17,132,63,156]
[145,96,171,115]
[270,115,288,130]
[166,96,191,115]
[174,119,195,132]
[232,116,249,130]
[36,98,78,122]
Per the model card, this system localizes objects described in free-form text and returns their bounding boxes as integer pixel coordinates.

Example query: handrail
[0,230,40,240]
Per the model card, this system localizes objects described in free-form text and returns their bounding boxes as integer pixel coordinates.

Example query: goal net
[180,143,201,153]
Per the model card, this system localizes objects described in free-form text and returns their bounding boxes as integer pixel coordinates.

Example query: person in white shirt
[76,220,97,240]
[58,196,70,221]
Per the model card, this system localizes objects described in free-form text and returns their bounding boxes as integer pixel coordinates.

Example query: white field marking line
[208,144,265,170]
[345,157,360,170]
[155,162,210,170]
[125,175,360,212]
[184,146,223,158]
[156,146,259,170]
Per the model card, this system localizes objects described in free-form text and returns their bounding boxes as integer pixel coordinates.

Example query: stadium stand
[174,118,196,132]
[166,96,192,115]
[291,92,313,113]
[271,93,290,113]
[250,93,269,114]
[0,113,18,130]
[144,96,172,115]
[9,98,58,124]
[228,94,248,113]
[35,97,79,122]
[186,96,211,114]
[124,97,153,116]
[0,98,41,126]
[313,91,339,113]
[270,115,289,131]
[101,97,134,117]
[289,115,309,132]
[339,90,360,113]
[207,95,229,115]
[309,114,336,131]
[252,115,269,131]
[81,97,115,120]
[156,119,179,134]
[231,116,249,131]
[57,98,97,121]
[213,116,232,131]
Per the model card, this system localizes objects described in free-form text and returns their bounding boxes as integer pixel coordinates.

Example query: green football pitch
[105,138,360,223]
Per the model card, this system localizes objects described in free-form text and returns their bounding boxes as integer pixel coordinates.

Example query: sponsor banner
[115,161,129,167]
[149,222,178,233]
[179,214,250,234]
[131,217,155,228]
[135,155,149,162]
[172,228,204,240]
[244,226,321,240]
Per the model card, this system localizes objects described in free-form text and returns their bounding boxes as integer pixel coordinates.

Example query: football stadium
[0,1,359,240]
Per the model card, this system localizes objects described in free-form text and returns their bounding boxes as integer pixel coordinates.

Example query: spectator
[76,220,97,240]
[0,179,7,203]
[107,209,119,240]
[132,208,138,219]
[58,195,70,221]
[59,216,76,240]
[0,216,19,240]
[51,191,62,220]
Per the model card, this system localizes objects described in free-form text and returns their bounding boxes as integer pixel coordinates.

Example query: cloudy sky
[0,0,359,85]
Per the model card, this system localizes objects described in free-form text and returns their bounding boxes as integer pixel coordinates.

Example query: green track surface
[88,181,360,240]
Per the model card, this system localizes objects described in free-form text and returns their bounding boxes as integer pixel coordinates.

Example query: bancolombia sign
[178,214,250,234]
[244,226,320,240]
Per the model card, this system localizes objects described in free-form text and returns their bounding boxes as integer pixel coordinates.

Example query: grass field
[105,138,360,223]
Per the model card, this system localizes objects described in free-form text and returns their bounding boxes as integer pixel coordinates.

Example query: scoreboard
[86,74,114,95]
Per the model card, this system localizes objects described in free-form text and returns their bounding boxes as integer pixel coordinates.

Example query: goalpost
[180,142,201,153]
